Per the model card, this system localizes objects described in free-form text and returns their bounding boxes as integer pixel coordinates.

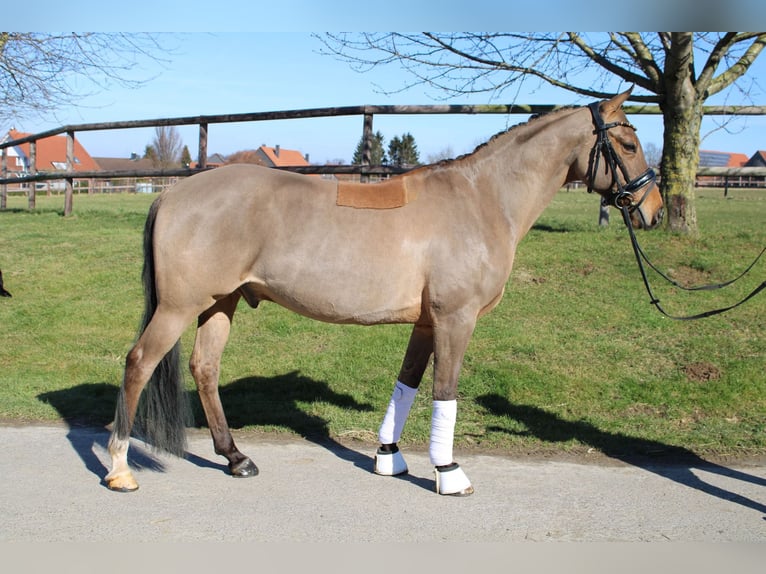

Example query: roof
[256,145,310,167]
[4,129,100,172]
[93,156,155,171]
[224,150,270,166]
[725,152,749,167]
[189,154,227,169]
[745,151,766,167]
[699,150,749,168]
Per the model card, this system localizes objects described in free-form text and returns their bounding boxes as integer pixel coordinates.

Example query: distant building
[252,145,310,168]
[698,150,748,168]
[745,150,766,168]
[697,149,764,188]
[2,129,99,192]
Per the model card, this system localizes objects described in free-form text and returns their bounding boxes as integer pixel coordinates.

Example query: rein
[587,99,766,320]
[619,205,766,320]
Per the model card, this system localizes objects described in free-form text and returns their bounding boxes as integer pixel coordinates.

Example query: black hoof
[230,457,259,477]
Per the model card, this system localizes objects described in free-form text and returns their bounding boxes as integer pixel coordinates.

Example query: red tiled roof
[726,152,749,167]
[6,129,99,172]
[258,145,309,167]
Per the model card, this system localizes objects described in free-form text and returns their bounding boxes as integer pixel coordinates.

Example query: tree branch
[700,33,766,98]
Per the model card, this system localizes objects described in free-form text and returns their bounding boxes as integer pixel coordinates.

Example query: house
[91,154,160,193]
[93,154,156,172]
[745,150,766,168]
[698,150,749,168]
[697,149,758,188]
[252,145,310,168]
[2,129,99,174]
[2,128,100,192]
[189,153,227,169]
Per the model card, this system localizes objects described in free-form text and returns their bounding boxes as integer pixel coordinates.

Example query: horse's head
[572,89,664,230]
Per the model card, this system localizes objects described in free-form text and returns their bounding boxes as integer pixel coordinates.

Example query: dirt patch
[682,361,721,383]
[513,268,547,285]
[668,265,711,287]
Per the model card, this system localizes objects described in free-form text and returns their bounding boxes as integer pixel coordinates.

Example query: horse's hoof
[105,472,139,492]
[374,448,408,476]
[230,457,259,478]
[434,463,474,496]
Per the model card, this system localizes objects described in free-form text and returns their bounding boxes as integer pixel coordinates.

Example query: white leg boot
[430,400,474,496]
[434,463,474,496]
[374,446,408,476]
[374,381,417,476]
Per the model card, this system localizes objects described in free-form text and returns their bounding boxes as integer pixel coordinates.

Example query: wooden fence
[2,103,766,215]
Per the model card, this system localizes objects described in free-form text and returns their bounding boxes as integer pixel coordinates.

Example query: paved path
[1,424,765,542]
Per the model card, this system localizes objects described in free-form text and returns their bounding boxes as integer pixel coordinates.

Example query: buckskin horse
[106,89,663,494]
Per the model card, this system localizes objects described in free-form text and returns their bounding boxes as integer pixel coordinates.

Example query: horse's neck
[467,109,587,236]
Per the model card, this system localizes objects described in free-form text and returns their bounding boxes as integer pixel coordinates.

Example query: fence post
[1,148,6,210]
[64,131,74,216]
[198,123,208,170]
[361,112,373,183]
[29,140,37,209]
[598,196,610,226]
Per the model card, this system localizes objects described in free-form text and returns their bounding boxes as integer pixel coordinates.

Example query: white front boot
[374,448,408,476]
[434,463,474,496]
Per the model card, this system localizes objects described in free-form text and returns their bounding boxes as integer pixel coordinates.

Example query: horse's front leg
[374,324,434,476]
[190,295,258,478]
[429,311,476,496]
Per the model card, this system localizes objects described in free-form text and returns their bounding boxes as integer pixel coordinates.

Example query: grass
[0,187,764,459]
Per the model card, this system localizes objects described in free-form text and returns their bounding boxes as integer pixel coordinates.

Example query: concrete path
[1,424,765,542]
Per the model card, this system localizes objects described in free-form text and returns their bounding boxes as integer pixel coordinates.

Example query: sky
[5,5,766,164]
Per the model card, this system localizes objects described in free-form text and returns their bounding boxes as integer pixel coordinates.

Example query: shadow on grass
[476,393,766,516]
[37,372,398,487]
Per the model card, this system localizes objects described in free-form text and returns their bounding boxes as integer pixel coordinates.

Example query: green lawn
[0,187,764,458]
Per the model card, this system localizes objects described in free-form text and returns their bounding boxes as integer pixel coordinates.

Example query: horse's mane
[430,104,579,169]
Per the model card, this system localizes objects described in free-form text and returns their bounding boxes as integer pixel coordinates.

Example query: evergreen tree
[388,133,420,167]
[180,145,192,168]
[352,130,387,165]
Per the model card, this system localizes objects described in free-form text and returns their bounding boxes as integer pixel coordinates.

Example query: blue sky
[6,7,766,163]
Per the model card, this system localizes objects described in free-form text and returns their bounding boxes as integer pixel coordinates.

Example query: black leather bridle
[586,101,765,320]
[586,101,656,228]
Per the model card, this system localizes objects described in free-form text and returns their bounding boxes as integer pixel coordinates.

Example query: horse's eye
[623,142,637,153]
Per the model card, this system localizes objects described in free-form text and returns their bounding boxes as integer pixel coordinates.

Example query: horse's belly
[241,276,423,325]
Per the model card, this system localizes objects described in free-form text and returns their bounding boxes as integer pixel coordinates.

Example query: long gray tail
[113,196,191,456]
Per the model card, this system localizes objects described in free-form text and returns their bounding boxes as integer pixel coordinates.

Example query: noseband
[586,101,656,222]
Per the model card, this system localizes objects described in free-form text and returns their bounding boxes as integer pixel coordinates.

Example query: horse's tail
[113,196,191,456]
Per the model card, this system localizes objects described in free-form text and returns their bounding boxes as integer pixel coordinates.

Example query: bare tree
[147,126,183,169]
[0,32,171,124]
[643,142,662,169]
[319,33,766,234]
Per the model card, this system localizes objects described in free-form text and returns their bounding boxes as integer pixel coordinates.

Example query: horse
[105,89,663,495]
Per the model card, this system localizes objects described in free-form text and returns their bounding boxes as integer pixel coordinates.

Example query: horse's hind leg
[106,308,193,492]
[190,293,258,478]
[374,324,434,476]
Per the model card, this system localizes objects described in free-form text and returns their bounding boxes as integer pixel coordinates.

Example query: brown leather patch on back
[336,178,414,209]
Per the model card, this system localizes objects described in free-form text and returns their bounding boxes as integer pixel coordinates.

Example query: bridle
[586,100,765,320]
[586,101,656,228]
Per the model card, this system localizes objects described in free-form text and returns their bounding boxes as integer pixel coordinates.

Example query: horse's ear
[602,86,634,115]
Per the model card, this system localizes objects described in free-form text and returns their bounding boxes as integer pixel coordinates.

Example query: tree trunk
[660,104,701,234]
[660,32,700,235]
